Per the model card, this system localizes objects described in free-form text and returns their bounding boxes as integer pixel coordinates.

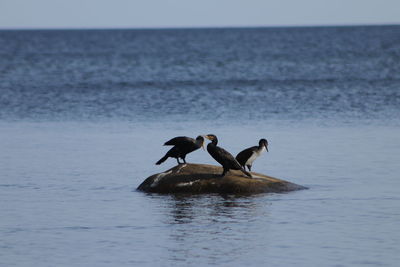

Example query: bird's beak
[204,135,212,140]
[265,144,269,152]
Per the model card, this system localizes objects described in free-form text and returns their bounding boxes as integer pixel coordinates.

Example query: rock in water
[137,163,307,194]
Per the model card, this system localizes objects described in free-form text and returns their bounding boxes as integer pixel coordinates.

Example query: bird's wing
[216,146,242,168]
[164,136,194,146]
[236,146,257,165]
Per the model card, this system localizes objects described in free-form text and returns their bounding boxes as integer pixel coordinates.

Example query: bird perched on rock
[236,139,268,171]
[205,134,252,178]
[156,136,205,165]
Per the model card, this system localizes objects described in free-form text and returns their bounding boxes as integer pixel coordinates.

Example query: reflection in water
[168,194,266,224]
[163,194,272,265]
[169,195,196,224]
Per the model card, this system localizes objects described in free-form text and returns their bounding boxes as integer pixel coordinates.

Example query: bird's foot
[241,170,253,179]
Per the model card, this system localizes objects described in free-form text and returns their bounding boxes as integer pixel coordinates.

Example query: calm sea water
[1,26,400,266]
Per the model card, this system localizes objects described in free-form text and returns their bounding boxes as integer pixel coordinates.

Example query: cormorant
[205,134,252,178]
[236,139,268,172]
[156,136,205,165]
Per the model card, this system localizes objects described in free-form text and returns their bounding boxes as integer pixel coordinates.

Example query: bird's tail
[156,155,169,165]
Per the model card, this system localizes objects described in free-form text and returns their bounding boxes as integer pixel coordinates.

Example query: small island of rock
[137,163,306,194]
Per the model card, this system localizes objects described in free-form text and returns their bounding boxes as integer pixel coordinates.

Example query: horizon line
[0,22,399,31]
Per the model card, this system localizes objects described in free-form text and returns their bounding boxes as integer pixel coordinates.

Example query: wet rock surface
[137,163,307,194]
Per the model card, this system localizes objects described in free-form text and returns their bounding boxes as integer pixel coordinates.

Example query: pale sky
[0,0,399,29]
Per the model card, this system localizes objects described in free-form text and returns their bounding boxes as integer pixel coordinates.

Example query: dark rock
[137,163,307,194]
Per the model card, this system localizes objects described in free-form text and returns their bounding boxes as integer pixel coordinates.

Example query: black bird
[156,136,205,165]
[205,134,252,178]
[236,139,269,172]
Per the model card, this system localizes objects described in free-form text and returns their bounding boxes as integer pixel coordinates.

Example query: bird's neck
[258,145,266,153]
[195,139,203,146]
[207,139,218,148]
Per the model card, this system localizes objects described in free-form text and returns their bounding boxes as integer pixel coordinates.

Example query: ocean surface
[1,26,400,266]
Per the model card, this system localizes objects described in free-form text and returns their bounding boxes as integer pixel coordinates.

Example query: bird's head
[205,134,218,145]
[205,134,217,141]
[260,138,269,152]
[195,135,206,150]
